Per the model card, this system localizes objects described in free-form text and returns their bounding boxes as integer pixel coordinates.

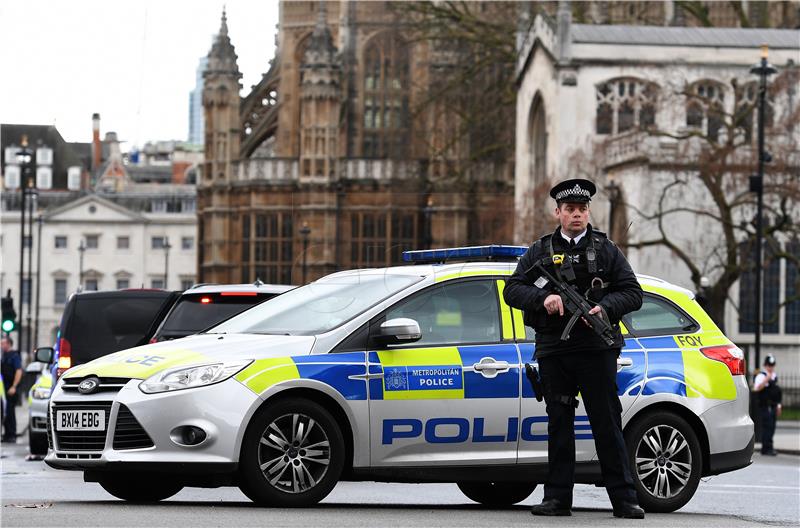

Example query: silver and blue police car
[45,246,753,511]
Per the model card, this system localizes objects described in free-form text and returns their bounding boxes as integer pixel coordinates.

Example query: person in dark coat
[504,178,645,519]
[753,354,782,456]
[1,335,23,443]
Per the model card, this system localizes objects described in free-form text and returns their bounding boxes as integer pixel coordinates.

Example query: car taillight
[220,292,258,296]
[200,297,212,304]
[56,337,72,378]
[700,344,745,376]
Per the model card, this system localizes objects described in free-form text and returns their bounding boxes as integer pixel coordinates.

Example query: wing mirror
[34,346,55,364]
[377,318,422,345]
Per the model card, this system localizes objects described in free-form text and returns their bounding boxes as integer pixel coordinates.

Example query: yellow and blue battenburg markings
[235,353,369,400]
[634,334,736,400]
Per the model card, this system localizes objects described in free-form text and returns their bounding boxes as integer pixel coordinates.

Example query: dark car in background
[150,282,295,342]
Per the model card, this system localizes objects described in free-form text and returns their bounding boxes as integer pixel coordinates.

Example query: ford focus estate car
[45,246,753,512]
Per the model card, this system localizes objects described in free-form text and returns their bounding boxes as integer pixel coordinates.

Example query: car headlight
[139,360,252,394]
[32,387,52,400]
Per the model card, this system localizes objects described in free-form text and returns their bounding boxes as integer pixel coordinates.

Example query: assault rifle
[528,255,617,347]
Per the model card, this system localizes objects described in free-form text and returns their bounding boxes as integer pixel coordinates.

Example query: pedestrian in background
[504,178,645,519]
[1,335,23,443]
[753,354,782,456]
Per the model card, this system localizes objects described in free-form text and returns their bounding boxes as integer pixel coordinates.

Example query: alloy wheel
[257,413,331,494]
[635,424,693,499]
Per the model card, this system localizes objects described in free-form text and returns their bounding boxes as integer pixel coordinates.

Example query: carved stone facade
[198,3,514,285]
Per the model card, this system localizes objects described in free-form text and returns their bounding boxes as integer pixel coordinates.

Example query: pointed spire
[220,6,228,37]
[307,1,336,58]
[207,6,240,76]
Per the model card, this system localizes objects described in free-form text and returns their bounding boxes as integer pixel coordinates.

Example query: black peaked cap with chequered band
[549,178,597,204]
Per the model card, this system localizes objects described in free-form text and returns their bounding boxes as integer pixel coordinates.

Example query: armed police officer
[504,178,645,519]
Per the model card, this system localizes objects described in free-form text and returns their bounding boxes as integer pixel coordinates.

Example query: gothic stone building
[198,2,514,285]
[515,8,799,367]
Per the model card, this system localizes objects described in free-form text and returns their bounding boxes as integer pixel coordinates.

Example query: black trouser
[2,393,18,439]
[538,349,637,506]
[760,405,777,453]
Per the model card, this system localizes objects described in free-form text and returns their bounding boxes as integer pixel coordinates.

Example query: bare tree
[600,70,800,328]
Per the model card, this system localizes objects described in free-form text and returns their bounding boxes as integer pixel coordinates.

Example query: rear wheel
[625,411,702,513]
[239,398,345,507]
[97,473,183,502]
[457,482,537,507]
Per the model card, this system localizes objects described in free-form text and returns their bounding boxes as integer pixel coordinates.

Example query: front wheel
[625,411,702,513]
[239,398,345,507]
[28,430,48,455]
[97,473,183,502]
[457,482,537,507]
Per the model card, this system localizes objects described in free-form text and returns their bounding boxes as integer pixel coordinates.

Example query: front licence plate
[56,410,105,431]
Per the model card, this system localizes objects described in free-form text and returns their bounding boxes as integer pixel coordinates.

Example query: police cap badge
[549,178,597,204]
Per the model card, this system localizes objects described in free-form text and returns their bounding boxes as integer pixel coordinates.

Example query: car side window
[621,294,698,337]
[384,279,501,346]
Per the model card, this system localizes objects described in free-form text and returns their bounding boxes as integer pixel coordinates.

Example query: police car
[45,246,753,512]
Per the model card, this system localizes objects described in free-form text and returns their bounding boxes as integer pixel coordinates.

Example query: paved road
[2,441,798,527]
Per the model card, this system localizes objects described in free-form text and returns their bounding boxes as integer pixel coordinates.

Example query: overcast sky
[0,0,279,149]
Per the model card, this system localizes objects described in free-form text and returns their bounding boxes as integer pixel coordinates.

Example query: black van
[51,290,179,378]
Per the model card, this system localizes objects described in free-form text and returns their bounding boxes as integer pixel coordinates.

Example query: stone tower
[200,9,242,281]
[299,2,342,182]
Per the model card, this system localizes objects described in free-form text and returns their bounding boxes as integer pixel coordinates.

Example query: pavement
[5,399,799,455]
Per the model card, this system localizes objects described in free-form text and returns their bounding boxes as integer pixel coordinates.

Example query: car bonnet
[60,333,316,380]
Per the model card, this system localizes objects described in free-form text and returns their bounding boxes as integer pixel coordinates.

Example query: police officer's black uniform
[756,355,782,456]
[503,179,644,518]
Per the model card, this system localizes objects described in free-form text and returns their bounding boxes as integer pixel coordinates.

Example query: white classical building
[514,7,800,368]
[0,193,197,352]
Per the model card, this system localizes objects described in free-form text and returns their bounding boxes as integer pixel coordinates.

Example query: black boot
[612,501,645,519]
[530,498,572,516]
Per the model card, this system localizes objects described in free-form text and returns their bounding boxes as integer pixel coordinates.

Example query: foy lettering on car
[383,365,463,391]
[382,416,593,444]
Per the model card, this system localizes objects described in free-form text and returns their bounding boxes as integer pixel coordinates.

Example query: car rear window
[68,294,175,364]
[159,293,274,334]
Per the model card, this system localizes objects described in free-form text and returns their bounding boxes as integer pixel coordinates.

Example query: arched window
[528,94,547,185]
[362,33,410,158]
[735,81,774,144]
[595,78,658,135]
[685,80,726,142]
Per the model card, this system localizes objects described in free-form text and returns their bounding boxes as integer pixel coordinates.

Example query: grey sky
[0,0,279,149]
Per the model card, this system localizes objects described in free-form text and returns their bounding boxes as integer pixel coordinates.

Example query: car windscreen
[159,294,274,335]
[209,274,422,336]
[68,294,174,364]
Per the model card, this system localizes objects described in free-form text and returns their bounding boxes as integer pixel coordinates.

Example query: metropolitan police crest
[384,368,408,391]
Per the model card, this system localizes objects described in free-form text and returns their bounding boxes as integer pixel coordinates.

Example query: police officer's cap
[764,354,776,366]
[550,178,596,204]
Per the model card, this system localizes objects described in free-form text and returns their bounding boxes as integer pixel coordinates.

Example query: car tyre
[625,411,702,513]
[457,482,537,507]
[28,429,48,455]
[239,398,345,507]
[98,473,183,502]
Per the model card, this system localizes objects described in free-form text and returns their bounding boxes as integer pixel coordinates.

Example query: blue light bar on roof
[402,245,528,263]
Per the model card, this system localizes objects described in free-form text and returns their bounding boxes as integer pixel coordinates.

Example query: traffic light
[1,291,17,333]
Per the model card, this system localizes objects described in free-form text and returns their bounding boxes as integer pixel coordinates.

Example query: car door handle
[473,358,510,378]
[617,357,633,368]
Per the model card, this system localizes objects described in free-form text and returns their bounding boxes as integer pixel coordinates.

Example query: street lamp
[15,136,33,353]
[300,223,311,284]
[78,239,86,290]
[749,44,777,370]
[422,196,434,250]
[605,179,621,239]
[163,238,172,289]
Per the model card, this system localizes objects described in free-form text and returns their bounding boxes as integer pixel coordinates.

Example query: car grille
[113,405,154,450]
[61,377,130,394]
[51,402,113,451]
